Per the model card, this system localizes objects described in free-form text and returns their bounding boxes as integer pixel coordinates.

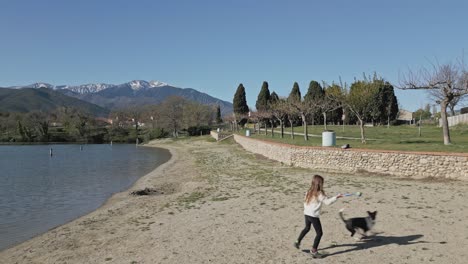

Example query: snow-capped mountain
[10,83,55,89]
[149,80,168,87]
[127,80,170,90]
[9,80,172,94]
[56,83,114,94]
[7,80,233,115]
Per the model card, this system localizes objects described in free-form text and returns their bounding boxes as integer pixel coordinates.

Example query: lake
[0,144,170,251]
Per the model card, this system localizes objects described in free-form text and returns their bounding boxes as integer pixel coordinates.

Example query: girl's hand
[336,193,344,198]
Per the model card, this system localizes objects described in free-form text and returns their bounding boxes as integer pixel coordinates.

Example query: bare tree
[328,77,381,144]
[256,110,273,136]
[183,102,213,128]
[399,59,468,145]
[448,95,467,116]
[270,99,289,138]
[160,96,186,137]
[288,97,319,141]
[319,83,343,131]
[223,114,236,132]
[284,100,299,139]
[27,111,52,141]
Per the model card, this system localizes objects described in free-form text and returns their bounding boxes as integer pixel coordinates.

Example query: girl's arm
[321,193,342,205]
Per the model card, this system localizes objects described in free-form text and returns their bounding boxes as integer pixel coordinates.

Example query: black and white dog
[339,209,377,239]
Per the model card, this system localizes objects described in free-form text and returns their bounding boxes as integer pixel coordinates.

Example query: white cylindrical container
[322,131,336,146]
[246,129,251,137]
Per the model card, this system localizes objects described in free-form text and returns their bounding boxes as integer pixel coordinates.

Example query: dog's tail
[339,208,346,223]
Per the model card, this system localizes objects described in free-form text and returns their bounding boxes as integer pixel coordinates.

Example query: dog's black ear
[367,211,371,215]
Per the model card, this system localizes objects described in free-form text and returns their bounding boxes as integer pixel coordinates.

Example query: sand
[1,136,467,264]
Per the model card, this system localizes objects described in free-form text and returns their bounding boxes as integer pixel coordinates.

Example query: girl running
[294,175,342,258]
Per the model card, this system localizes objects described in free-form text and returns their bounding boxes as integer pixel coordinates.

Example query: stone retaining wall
[210,131,220,141]
[229,134,468,181]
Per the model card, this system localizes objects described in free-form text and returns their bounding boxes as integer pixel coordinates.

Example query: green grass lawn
[242,124,468,153]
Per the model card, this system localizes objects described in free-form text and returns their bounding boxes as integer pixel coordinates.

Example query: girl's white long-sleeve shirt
[304,193,338,217]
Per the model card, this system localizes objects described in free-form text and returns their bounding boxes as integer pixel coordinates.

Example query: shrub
[187,126,211,136]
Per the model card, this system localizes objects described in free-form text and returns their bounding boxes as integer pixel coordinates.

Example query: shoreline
[2,137,467,263]
[97,144,176,210]
[0,144,173,253]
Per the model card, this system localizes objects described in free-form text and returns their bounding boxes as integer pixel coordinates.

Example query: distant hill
[0,88,109,116]
[8,80,233,116]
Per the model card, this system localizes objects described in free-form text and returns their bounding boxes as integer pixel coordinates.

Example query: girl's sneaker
[293,241,300,249]
[310,250,324,259]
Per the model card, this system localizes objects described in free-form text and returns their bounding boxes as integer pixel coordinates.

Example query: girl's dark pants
[297,215,323,249]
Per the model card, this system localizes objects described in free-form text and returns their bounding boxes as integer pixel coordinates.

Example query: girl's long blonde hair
[305,175,326,204]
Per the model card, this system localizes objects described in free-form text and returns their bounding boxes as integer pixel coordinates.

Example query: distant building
[95,117,113,125]
[397,109,414,125]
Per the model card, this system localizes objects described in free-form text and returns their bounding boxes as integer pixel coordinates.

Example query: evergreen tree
[255,81,271,111]
[304,80,324,102]
[270,91,279,104]
[215,104,223,124]
[233,83,249,115]
[304,80,325,124]
[369,80,399,125]
[382,82,399,123]
[288,82,301,102]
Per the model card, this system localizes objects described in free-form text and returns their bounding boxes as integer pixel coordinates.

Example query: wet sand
[1,137,467,263]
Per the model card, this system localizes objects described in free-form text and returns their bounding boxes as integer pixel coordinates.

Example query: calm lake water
[0,144,170,251]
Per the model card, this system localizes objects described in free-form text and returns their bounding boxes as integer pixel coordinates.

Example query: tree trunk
[290,119,294,139]
[387,116,390,129]
[440,101,451,145]
[323,112,327,131]
[271,120,274,137]
[288,116,294,139]
[359,119,366,144]
[302,113,308,141]
[280,120,284,138]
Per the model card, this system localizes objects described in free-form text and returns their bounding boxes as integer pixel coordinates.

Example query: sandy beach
[1,136,467,264]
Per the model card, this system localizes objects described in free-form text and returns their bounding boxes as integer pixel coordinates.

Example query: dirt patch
[2,136,467,264]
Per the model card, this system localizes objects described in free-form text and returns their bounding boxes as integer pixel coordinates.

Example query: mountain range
[4,80,233,116]
[0,88,109,116]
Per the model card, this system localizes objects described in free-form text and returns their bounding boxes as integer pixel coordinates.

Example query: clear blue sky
[1,0,467,111]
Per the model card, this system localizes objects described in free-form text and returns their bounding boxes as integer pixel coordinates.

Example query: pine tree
[304,80,325,125]
[270,91,279,104]
[382,82,399,126]
[288,82,301,102]
[255,81,271,111]
[304,81,324,102]
[233,83,249,115]
[215,104,223,124]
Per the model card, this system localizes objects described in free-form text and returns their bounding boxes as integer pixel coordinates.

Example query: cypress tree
[255,81,271,111]
[288,82,301,102]
[233,83,249,115]
[304,80,324,102]
[270,91,279,104]
[382,82,399,123]
[215,104,223,124]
